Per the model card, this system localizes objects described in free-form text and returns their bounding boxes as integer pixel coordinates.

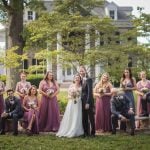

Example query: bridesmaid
[23,85,40,135]
[0,79,5,116]
[120,68,137,110]
[120,68,136,131]
[15,72,31,104]
[39,71,60,132]
[93,72,113,133]
[136,71,150,127]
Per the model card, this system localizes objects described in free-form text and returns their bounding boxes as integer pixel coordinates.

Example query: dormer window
[27,11,33,20]
[109,10,115,19]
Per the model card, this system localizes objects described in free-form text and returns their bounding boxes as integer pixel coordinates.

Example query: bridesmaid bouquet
[98,88,106,95]
[0,83,4,95]
[28,101,37,109]
[46,88,54,97]
[0,87,3,95]
[20,87,28,95]
[141,87,150,100]
[141,87,149,94]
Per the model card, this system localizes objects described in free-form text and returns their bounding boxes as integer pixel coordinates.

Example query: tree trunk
[6,0,24,89]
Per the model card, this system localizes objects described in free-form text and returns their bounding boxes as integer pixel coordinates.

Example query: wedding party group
[0,66,150,137]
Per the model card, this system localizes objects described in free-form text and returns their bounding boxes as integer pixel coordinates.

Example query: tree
[26,0,127,78]
[0,0,45,88]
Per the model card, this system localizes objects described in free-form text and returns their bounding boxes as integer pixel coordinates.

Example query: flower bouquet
[98,88,106,96]
[20,87,28,95]
[69,88,81,104]
[46,88,55,97]
[28,101,37,109]
[141,87,150,100]
[141,87,149,94]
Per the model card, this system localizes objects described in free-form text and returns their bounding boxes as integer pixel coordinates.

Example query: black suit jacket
[110,93,133,117]
[81,77,94,107]
[4,96,24,117]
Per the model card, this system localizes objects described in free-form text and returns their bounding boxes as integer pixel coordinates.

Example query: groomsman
[79,66,95,137]
[110,88,135,136]
[0,89,24,136]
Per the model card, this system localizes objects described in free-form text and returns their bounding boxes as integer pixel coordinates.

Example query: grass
[0,133,150,150]
[1,90,149,150]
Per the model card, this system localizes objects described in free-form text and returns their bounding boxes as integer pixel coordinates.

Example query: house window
[109,10,115,19]
[32,59,36,65]
[23,59,28,69]
[67,68,71,75]
[28,11,33,20]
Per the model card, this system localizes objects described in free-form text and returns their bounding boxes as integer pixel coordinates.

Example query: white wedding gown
[56,84,84,138]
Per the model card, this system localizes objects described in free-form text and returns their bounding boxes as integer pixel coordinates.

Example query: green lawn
[0,133,150,150]
[1,90,149,150]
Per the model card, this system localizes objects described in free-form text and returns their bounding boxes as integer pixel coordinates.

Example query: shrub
[27,74,44,87]
[58,90,68,114]
[0,75,6,83]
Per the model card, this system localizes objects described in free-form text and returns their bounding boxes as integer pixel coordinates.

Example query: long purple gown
[95,86,112,132]
[39,80,60,132]
[0,81,5,116]
[23,97,39,134]
[136,80,150,128]
[15,81,31,104]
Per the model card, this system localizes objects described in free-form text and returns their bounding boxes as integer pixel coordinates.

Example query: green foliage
[27,74,44,87]
[57,90,68,113]
[0,74,6,83]
[0,46,28,69]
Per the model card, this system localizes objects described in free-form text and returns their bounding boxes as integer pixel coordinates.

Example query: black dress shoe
[83,133,89,137]
[130,129,135,136]
[112,129,116,135]
[26,129,32,136]
[91,134,96,138]
[13,132,18,136]
[0,131,5,135]
[139,113,149,117]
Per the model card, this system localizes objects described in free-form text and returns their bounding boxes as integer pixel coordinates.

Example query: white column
[85,29,90,51]
[57,33,63,83]
[95,30,101,82]
[46,42,52,71]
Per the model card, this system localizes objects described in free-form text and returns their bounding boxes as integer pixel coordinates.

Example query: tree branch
[2,0,13,11]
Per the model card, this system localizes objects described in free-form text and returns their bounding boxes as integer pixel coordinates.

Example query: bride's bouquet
[69,88,81,104]
[46,88,55,97]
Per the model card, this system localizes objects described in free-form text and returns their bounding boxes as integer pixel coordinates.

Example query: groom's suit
[81,77,95,136]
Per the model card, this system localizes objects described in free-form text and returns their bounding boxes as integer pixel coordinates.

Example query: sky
[0,0,149,29]
[107,0,150,17]
[0,0,150,42]
[107,0,150,44]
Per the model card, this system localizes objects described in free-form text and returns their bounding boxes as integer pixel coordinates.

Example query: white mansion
[0,0,133,83]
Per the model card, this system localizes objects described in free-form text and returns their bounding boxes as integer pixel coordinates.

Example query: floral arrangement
[141,87,149,94]
[46,88,55,97]
[28,101,37,109]
[0,82,4,94]
[69,87,81,104]
[20,87,28,95]
[98,88,106,95]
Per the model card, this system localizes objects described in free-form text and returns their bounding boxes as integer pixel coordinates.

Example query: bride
[56,73,84,137]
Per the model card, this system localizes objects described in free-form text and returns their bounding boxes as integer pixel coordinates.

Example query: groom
[79,66,95,137]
